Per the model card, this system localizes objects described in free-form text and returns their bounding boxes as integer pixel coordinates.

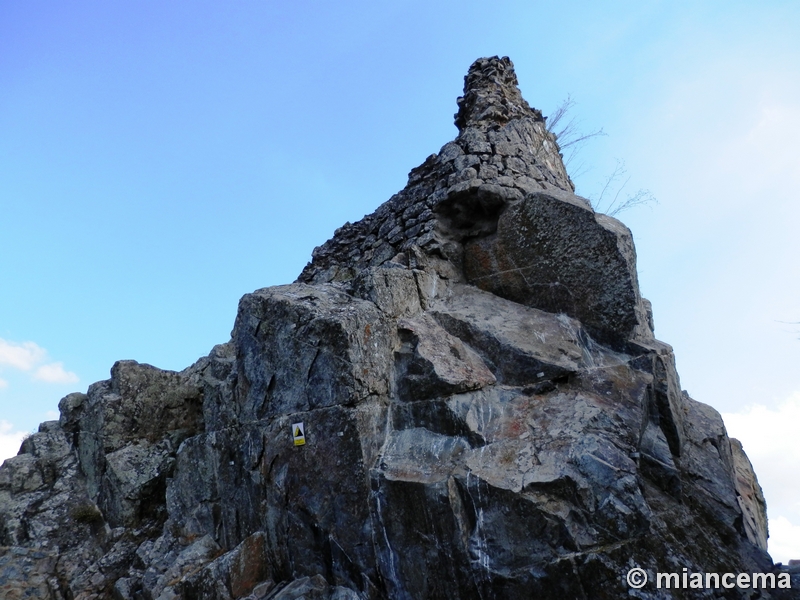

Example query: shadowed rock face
[2,56,796,599]
[463,191,652,345]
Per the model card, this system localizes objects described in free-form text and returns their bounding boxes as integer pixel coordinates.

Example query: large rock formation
[1,56,797,599]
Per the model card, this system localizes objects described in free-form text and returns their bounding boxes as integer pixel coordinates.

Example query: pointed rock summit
[455,56,537,130]
[1,57,795,599]
[302,55,649,346]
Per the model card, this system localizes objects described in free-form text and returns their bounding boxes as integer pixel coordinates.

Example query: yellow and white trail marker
[292,422,306,446]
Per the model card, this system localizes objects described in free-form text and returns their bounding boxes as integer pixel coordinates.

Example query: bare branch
[606,189,657,217]
[546,96,606,167]
[594,160,625,207]
[590,160,657,217]
[546,98,657,218]
[546,95,575,134]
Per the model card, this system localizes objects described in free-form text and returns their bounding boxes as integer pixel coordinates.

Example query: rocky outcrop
[1,56,795,599]
[298,57,650,346]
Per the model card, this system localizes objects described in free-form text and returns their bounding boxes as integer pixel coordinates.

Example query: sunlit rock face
[2,56,794,599]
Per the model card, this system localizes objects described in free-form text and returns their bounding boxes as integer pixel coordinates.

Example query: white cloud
[0,337,79,386]
[0,338,47,371]
[34,362,79,384]
[768,516,800,565]
[723,393,800,461]
[0,420,27,464]
[723,392,800,563]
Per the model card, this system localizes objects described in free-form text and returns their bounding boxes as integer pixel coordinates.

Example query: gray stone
[395,313,495,400]
[463,191,652,345]
[430,283,592,385]
[351,267,421,318]
[731,437,769,550]
[232,283,394,417]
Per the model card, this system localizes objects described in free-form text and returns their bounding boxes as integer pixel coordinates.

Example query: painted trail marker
[292,422,306,446]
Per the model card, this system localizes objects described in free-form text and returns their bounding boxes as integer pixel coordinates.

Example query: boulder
[463,190,653,344]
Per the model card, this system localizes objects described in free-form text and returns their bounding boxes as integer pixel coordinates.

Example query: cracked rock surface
[2,56,796,599]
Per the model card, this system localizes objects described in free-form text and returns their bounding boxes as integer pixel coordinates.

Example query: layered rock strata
[1,56,796,599]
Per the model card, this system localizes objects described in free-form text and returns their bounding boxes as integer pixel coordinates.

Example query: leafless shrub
[547,97,656,216]
[546,95,605,179]
[591,159,657,217]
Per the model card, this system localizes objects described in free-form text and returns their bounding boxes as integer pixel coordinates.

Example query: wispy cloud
[34,362,79,384]
[0,337,79,386]
[0,420,26,463]
[723,392,800,563]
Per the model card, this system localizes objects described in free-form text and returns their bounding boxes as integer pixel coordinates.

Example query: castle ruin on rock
[1,56,797,599]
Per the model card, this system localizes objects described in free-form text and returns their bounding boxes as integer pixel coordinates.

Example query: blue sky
[2,1,799,561]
